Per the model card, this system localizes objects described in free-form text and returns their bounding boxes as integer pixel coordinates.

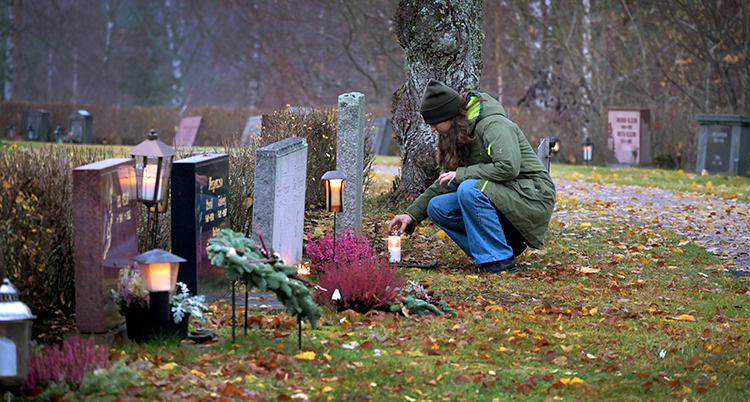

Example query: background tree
[392,0,485,199]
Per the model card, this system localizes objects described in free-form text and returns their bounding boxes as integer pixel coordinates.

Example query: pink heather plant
[306,228,374,274]
[22,336,110,394]
[315,255,404,314]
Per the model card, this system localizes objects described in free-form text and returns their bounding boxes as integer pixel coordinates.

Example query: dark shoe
[476,256,517,274]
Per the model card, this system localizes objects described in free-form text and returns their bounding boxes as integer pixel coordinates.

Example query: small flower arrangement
[111,265,208,324]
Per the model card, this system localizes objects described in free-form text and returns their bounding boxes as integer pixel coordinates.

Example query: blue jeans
[427,179,525,264]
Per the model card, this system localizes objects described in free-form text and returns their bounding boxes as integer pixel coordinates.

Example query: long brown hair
[437,93,483,170]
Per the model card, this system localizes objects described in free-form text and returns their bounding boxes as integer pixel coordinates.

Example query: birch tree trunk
[392,0,484,200]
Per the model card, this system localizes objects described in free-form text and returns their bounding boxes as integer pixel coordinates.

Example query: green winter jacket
[404,92,556,249]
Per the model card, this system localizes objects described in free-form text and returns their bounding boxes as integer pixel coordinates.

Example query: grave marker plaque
[73,158,138,333]
[606,109,651,166]
[173,116,203,147]
[69,110,93,144]
[252,137,308,266]
[696,114,750,176]
[171,154,230,295]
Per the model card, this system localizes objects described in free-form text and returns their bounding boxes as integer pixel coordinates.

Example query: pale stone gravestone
[22,109,50,141]
[241,115,263,146]
[173,116,203,147]
[336,92,365,235]
[68,110,93,144]
[252,137,308,266]
[606,109,651,166]
[371,117,394,155]
[73,158,138,333]
[537,138,550,172]
[695,114,750,176]
[172,154,230,295]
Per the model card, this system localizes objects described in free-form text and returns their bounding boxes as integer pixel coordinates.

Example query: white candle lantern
[388,232,402,263]
[0,278,36,389]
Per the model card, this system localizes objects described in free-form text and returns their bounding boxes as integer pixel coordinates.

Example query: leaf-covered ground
[28,164,750,402]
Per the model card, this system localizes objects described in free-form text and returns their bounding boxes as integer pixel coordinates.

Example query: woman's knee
[456,180,478,203]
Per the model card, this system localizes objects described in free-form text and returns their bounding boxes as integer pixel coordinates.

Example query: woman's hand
[438,171,456,186]
[388,214,414,234]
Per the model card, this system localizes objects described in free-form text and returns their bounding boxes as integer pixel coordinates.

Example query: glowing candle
[388,232,401,263]
[583,145,593,161]
[296,263,311,276]
[326,178,343,212]
[142,164,161,202]
[0,337,17,376]
[146,262,173,292]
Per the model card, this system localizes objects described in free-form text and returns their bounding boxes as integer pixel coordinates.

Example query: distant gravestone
[370,117,394,155]
[537,138,550,172]
[171,154,230,296]
[173,116,203,147]
[241,115,263,146]
[606,109,651,166]
[73,158,138,333]
[336,92,365,236]
[22,109,50,141]
[695,114,750,176]
[252,137,308,265]
[68,110,93,144]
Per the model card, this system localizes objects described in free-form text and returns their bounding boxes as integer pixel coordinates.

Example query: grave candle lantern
[132,249,186,322]
[388,232,401,263]
[581,136,594,165]
[0,278,35,393]
[127,129,176,207]
[321,170,346,212]
[549,136,561,156]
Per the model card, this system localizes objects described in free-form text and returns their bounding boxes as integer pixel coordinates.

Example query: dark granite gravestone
[68,110,93,144]
[73,158,138,333]
[173,116,203,147]
[696,114,750,176]
[22,109,50,141]
[171,154,230,295]
[606,109,651,166]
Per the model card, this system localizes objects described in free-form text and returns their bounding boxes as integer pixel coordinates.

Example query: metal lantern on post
[0,279,35,399]
[581,136,594,166]
[132,249,185,322]
[321,171,346,263]
[128,129,177,249]
[549,136,561,157]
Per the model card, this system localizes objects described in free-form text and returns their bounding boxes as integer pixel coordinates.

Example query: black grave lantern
[321,170,346,212]
[549,136,561,156]
[581,136,594,165]
[128,129,177,208]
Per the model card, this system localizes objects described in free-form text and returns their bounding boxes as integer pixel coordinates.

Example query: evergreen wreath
[206,229,323,329]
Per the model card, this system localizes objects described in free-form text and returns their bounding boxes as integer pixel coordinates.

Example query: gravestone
[252,137,308,265]
[22,109,50,141]
[73,158,138,333]
[171,154,230,295]
[336,92,365,235]
[537,138,551,172]
[68,110,93,144]
[695,114,750,176]
[241,115,263,146]
[173,116,203,147]
[606,109,651,166]
[370,117,394,155]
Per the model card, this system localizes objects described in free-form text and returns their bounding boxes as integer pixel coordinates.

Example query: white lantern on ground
[0,279,35,395]
[388,232,402,263]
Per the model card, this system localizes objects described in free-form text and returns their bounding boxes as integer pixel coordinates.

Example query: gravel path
[554,179,750,274]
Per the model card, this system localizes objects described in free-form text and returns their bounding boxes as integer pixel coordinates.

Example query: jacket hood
[466,91,506,124]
